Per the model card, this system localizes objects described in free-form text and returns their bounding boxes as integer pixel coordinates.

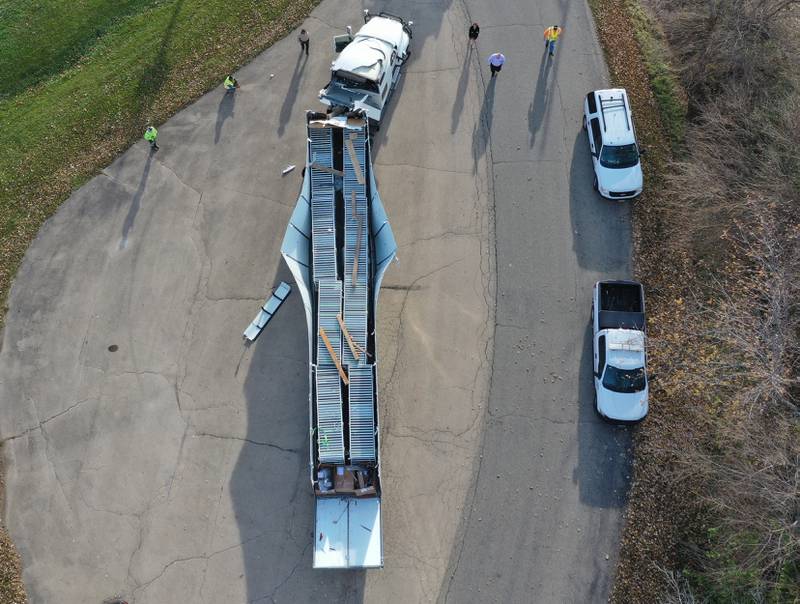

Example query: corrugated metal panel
[342,130,369,366]
[316,365,345,464]
[348,366,376,462]
[310,127,337,282]
[317,280,342,365]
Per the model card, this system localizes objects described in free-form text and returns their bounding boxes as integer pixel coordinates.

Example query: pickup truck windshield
[602,365,646,393]
[600,144,639,169]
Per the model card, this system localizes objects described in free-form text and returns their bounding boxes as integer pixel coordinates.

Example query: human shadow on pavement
[471,75,496,173]
[233,261,365,602]
[568,132,633,272]
[278,52,307,138]
[528,50,554,147]
[574,323,633,508]
[120,151,153,250]
[451,44,473,134]
[214,91,235,144]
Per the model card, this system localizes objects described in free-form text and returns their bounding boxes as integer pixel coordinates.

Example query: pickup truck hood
[597,163,643,194]
[596,383,648,422]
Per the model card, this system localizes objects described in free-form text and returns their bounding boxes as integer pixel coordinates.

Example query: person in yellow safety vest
[544,25,562,57]
[143,125,159,151]
[224,74,239,93]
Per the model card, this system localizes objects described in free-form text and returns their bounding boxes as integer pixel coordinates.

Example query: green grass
[0,0,162,97]
[0,0,319,318]
[624,0,687,153]
[0,2,320,599]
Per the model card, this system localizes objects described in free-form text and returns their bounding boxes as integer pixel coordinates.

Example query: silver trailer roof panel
[314,497,382,568]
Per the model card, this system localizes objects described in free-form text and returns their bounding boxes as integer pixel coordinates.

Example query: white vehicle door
[589,117,602,172]
[390,50,400,86]
[594,334,606,380]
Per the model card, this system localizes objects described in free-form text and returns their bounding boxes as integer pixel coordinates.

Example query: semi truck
[591,280,649,422]
[319,10,413,127]
[280,111,397,568]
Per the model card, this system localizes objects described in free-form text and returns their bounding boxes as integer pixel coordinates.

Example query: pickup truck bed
[598,281,645,331]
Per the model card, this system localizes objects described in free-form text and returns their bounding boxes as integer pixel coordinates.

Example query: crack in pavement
[193,431,299,453]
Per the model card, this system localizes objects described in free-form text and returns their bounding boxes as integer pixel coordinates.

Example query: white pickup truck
[591,280,649,422]
[319,10,412,127]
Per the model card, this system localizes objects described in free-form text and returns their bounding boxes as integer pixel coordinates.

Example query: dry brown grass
[589,0,800,600]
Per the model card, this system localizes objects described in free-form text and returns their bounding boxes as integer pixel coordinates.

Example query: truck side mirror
[639,147,647,156]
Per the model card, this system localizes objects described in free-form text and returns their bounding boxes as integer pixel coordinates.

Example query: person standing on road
[468,22,480,43]
[544,25,562,57]
[224,74,239,93]
[298,29,310,56]
[488,52,505,77]
[144,126,159,151]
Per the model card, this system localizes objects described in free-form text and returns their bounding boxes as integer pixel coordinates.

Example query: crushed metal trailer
[280,112,396,568]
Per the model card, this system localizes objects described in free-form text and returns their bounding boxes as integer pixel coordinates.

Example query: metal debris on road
[243,281,291,341]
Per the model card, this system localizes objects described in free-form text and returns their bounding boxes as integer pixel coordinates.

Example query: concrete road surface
[0,0,631,602]
[441,0,634,601]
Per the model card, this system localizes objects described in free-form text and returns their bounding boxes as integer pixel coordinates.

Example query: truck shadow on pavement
[278,52,307,138]
[233,263,365,602]
[568,132,633,272]
[528,50,554,147]
[574,323,633,509]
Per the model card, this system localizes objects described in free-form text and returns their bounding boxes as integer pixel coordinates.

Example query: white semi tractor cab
[319,10,412,126]
[591,280,649,422]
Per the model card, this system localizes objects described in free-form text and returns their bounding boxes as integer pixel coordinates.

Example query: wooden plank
[336,313,360,361]
[319,327,349,385]
[345,135,365,185]
[310,162,344,177]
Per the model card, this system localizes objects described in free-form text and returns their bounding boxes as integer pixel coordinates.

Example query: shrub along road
[0,0,633,602]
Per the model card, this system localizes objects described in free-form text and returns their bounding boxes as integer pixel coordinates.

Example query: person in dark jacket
[468,22,480,43]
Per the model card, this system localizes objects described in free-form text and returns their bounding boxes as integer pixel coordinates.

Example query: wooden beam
[319,327,349,385]
[345,135,365,185]
[310,162,344,177]
[336,314,360,361]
